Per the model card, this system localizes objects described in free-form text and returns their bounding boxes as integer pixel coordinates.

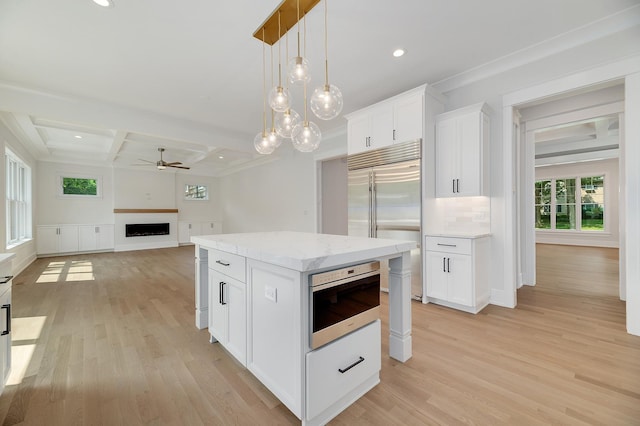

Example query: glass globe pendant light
[287,0,311,86]
[292,82,321,152]
[310,0,343,120]
[268,12,291,112]
[255,30,276,155]
[275,32,300,138]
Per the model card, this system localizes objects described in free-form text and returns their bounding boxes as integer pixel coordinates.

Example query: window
[184,184,208,200]
[534,175,604,232]
[6,148,32,247]
[58,175,101,197]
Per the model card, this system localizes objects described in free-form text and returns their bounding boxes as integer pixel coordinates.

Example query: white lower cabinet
[306,320,381,421]
[79,224,114,251]
[38,224,114,255]
[425,235,490,313]
[36,225,79,254]
[208,269,246,366]
[0,256,13,397]
[179,221,222,244]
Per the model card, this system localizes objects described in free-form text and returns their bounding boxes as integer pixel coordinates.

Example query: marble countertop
[191,231,416,272]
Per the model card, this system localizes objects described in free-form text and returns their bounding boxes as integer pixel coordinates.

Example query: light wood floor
[1,245,639,425]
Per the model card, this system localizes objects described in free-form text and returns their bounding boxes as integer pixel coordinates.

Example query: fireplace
[126,223,170,237]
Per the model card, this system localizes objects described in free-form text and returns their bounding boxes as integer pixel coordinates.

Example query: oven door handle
[338,356,365,374]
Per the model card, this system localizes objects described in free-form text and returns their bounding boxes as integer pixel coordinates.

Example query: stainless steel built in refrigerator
[347,140,422,300]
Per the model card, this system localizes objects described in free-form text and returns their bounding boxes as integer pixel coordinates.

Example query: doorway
[319,156,348,235]
[515,83,624,300]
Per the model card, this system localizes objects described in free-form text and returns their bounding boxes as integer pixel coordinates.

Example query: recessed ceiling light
[218,156,224,159]
[393,49,405,58]
[92,0,114,7]
[75,135,82,139]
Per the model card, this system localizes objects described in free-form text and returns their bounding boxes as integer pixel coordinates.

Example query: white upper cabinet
[435,102,490,197]
[346,87,425,155]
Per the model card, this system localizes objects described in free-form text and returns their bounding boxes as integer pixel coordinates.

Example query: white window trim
[5,147,32,248]
[184,184,209,201]
[535,172,607,233]
[57,173,103,198]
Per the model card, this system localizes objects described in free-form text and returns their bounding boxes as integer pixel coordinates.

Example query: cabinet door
[78,225,97,251]
[457,113,482,197]
[208,269,227,344]
[425,251,448,300]
[435,118,458,197]
[178,222,191,244]
[369,103,394,149]
[447,254,473,306]
[0,288,10,393]
[58,226,79,253]
[36,226,60,254]
[95,225,114,250]
[225,279,246,364]
[347,114,371,155]
[393,93,423,143]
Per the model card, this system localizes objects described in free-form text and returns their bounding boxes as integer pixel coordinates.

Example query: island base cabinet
[208,269,246,366]
[247,260,303,419]
[305,320,381,425]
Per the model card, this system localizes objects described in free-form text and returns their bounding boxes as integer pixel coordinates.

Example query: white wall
[36,161,114,224]
[220,135,346,234]
[433,25,640,307]
[535,159,619,247]
[0,120,37,274]
[175,173,222,222]
[113,168,176,209]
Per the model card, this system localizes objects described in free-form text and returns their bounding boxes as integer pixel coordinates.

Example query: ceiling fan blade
[165,161,183,166]
[168,165,191,169]
[136,158,155,164]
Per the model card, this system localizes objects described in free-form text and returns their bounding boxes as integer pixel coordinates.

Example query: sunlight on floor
[36,260,95,283]
[8,316,47,386]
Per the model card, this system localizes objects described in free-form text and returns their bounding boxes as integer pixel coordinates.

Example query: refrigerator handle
[371,172,377,238]
[368,173,373,238]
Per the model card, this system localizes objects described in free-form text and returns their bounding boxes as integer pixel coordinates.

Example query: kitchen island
[191,231,415,426]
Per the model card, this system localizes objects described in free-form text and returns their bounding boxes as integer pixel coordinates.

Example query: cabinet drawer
[425,236,472,255]
[208,249,246,282]
[306,320,381,420]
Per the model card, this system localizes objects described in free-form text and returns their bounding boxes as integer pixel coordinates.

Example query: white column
[388,251,412,362]
[625,72,640,336]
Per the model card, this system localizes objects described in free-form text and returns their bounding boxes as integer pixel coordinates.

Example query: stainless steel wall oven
[310,261,380,349]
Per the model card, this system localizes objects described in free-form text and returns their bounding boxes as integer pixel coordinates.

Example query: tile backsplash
[427,196,491,234]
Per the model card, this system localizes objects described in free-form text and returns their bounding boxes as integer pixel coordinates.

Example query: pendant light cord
[324,0,329,87]
[296,0,301,57]
[277,12,282,87]
[262,29,267,134]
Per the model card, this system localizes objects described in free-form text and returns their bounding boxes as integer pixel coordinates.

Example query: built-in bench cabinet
[425,235,490,313]
[346,85,425,155]
[37,224,114,255]
[435,102,490,197]
[178,221,222,244]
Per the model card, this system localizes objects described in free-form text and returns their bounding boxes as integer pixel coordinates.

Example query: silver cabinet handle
[437,243,457,247]
[216,260,230,267]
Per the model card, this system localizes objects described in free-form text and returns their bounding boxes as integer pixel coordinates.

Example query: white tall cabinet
[435,102,490,197]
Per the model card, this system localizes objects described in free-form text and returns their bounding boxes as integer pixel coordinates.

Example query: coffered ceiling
[0,0,638,175]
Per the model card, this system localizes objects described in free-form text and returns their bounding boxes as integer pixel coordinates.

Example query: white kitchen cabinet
[78,224,114,251]
[36,225,79,255]
[0,254,14,397]
[346,87,424,155]
[179,221,222,244]
[208,269,246,365]
[435,102,490,197]
[425,235,490,313]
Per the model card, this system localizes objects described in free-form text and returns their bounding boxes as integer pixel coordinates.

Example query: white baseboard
[490,288,517,308]
[114,241,179,252]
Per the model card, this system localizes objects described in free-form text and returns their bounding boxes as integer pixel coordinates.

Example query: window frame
[6,147,32,248]
[534,173,606,233]
[184,184,209,201]
[57,173,102,198]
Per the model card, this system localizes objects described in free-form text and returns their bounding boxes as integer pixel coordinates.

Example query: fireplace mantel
[114,209,178,214]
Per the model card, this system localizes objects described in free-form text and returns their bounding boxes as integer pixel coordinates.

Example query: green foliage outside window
[62,177,98,196]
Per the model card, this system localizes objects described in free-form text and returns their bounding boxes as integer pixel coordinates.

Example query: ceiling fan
[136,148,190,170]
